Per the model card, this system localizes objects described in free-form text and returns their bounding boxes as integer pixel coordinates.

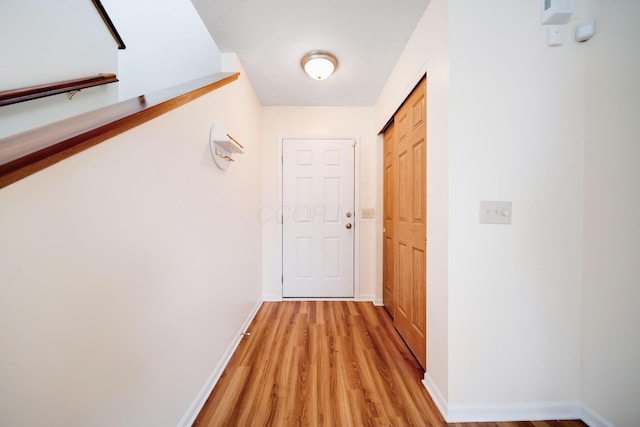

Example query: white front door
[282,138,355,298]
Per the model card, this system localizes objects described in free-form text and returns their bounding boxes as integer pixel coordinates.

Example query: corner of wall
[580,404,616,427]
[221,53,241,73]
[422,372,449,420]
[581,1,640,425]
[374,0,451,404]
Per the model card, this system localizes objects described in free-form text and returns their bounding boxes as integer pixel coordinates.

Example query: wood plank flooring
[193,301,586,427]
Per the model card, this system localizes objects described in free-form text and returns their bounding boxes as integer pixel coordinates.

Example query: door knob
[346,223,352,229]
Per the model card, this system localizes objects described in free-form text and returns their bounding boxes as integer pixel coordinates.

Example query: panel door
[282,138,355,298]
[394,78,427,369]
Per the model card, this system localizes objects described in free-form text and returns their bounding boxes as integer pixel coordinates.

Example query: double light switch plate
[479,201,512,225]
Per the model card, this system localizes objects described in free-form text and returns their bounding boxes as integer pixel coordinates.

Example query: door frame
[276,135,361,301]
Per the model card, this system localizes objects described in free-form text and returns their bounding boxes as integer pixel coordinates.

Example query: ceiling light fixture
[301,51,338,81]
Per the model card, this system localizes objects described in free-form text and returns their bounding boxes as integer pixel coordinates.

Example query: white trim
[445,402,581,423]
[262,294,282,302]
[354,294,382,306]
[273,296,379,305]
[177,299,263,427]
[376,61,429,132]
[278,135,361,300]
[422,372,449,420]
[422,373,581,423]
[580,404,615,427]
[269,296,381,307]
[353,137,361,300]
[276,134,284,301]
[282,297,360,302]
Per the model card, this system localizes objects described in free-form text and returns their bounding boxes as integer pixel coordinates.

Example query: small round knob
[346,223,352,229]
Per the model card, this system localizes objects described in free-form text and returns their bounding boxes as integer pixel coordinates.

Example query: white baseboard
[264,293,380,305]
[262,294,282,302]
[422,372,449,420]
[445,401,581,423]
[354,294,381,305]
[272,295,378,304]
[580,404,615,427]
[177,299,263,427]
[422,373,580,423]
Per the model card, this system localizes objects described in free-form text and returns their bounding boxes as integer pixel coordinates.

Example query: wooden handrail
[0,74,119,107]
[0,72,240,189]
[91,0,126,49]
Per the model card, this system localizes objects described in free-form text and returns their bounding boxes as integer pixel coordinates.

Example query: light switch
[479,201,512,225]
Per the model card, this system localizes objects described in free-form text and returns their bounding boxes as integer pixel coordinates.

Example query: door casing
[276,135,361,300]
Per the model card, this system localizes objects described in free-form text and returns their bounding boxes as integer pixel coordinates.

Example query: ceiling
[192,0,429,106]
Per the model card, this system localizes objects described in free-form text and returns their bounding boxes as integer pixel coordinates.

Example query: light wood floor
[194,301,586,427]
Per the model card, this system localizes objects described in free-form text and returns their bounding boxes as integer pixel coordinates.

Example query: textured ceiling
[192,0,429,106]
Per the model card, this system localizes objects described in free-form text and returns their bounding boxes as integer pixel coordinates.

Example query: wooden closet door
[393,78,426,369]
[383,123,395,317]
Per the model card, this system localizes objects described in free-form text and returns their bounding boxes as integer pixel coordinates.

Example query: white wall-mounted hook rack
[210,124,244,170]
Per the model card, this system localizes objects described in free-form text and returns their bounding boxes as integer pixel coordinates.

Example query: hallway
[194,302,587,426]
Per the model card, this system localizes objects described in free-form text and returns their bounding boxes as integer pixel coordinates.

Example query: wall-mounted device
[479,201,513,225]
[209,124,244,170]
[548,25,563,47]
[576,20,595,42]
[541,0,573,25]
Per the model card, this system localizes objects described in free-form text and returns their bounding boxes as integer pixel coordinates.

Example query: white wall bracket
[210,124,244,170]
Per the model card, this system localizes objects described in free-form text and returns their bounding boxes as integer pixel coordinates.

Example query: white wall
[582,1,640,425]
[0,0,118,138]
[102,0,221,100]
[260,107,377,301]
[377,0,591,418]
[0,64,263,426]
[447,0,585,411]
[0,0,222,138]
[377,0,640,423]
[374,0,451,402]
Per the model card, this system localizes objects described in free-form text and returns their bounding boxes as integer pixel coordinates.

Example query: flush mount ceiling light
[301,51,338,80]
